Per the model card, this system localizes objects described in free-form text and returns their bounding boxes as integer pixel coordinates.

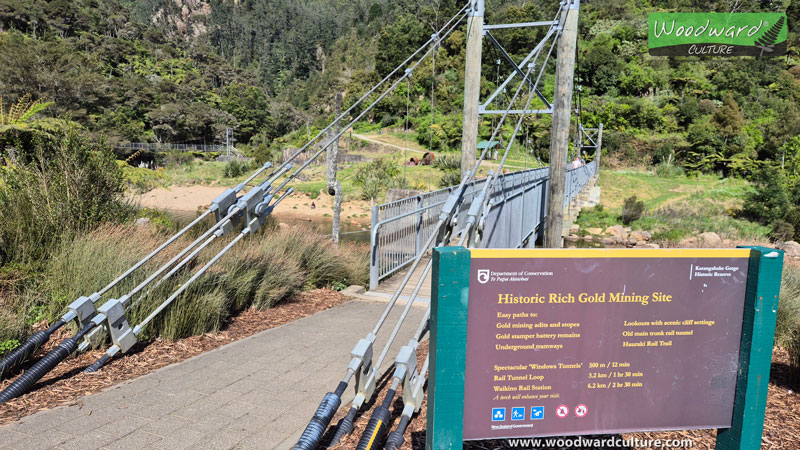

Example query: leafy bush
[353,158,403,201]
[0,122,130,264]
[654,161,685,178]
[621,196,645,225]
[740,166,800,241]
[439,170,461,187]
[223,159,253,178]
[118,161,166,193]
[433,154,461,171]
[161,150,195,168]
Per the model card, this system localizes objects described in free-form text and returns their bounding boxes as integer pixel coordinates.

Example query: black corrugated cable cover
[0,320,64,380]
[84,353,111,373]
[355,388,396,450]
[293,381,348,450]
[330,406,357,445]
[0,335,78,404]
[384,415,410,450]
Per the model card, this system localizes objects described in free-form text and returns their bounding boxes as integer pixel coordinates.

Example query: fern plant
[0,95,53,131]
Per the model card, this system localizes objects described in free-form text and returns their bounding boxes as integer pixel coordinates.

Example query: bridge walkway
[0,300,425,450]
[364,255,432,305]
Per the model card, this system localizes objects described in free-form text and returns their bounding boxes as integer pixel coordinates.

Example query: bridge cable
[0,2,473,405]
[350,11,565,446]
[0,162,273,380]
[308,14,565,447]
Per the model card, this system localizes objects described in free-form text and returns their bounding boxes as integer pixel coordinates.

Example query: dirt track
[133,185,372,225]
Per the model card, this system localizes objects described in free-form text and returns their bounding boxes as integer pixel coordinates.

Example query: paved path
[0,300,426,450]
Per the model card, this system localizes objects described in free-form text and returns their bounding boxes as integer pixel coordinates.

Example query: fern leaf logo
[754,16,785,56]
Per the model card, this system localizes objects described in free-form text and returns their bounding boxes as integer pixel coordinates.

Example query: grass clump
[777,262,800,386]
[223,159,253,178]
[27,223,368,342]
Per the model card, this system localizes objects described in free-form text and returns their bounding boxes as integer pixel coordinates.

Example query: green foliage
[432,153,461,171]
[39,223,367,340]
[0,94,52,130]
[0,339,20,356]
[223,159,253,178]
[621,196,645,225]
[654,161,685,178]
[375,14,427,77]
[118,161,166,193]
[776,263,800,385]
[438,170,461,188]
[740,166,800,240]
[0,121,130,264]
[353,157,403,201]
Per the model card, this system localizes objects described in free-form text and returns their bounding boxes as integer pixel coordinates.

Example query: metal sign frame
[427,246,784,450]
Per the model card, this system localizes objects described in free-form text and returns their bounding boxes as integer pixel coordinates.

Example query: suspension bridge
[0,0,604,448]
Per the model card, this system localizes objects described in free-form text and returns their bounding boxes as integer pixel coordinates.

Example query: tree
[375,15,427,77]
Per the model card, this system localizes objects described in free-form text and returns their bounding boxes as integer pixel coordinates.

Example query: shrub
[654,161,685,178]
[741,166,800,241]
[161,149,195,168]
[353,158,402,201]
[621,196,645,225]
[439,170,461,187]
[223,159,253,178]
[0,122,130,264]
[433,154,461,171]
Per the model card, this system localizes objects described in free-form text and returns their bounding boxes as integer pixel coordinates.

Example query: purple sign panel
[463,248,751,440]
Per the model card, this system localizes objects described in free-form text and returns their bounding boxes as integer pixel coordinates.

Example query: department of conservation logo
[648,12,787,57]
[477,269,490,284]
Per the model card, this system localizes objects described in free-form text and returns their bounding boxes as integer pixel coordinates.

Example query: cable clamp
[97,297,137,354]
[352,337,376,405]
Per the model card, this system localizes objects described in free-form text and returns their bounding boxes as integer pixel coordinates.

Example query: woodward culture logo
[648,12,787,57]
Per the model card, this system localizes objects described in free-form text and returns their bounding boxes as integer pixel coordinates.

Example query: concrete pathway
[0,299,426,450]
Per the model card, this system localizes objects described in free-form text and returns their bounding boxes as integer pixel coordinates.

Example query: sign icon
[531,406,544,420]
[477,269,490,284]
[575,404,588,417]
[511,407,525,421]
[492,407,506,421]
[556,405,569,418]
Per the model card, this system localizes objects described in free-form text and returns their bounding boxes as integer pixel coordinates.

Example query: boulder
[565,235,581,242]
[569,224,580,234]
[629,230,651,242]
[636,243,660,249]
[779,241,800,258]
[697,232,722,246]
[134,217,150,227]
[586,227,603,236]
[604,225,627,243]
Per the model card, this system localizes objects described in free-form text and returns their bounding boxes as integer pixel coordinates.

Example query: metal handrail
[369,164,589,289]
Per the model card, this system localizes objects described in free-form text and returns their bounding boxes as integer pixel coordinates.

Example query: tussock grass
[22,222,368,342]
[777,262,800,384]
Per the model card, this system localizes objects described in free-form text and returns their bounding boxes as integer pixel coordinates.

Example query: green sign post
[426,246,783,449]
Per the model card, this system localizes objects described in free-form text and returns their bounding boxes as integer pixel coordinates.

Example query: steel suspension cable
[271,4,469,177]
